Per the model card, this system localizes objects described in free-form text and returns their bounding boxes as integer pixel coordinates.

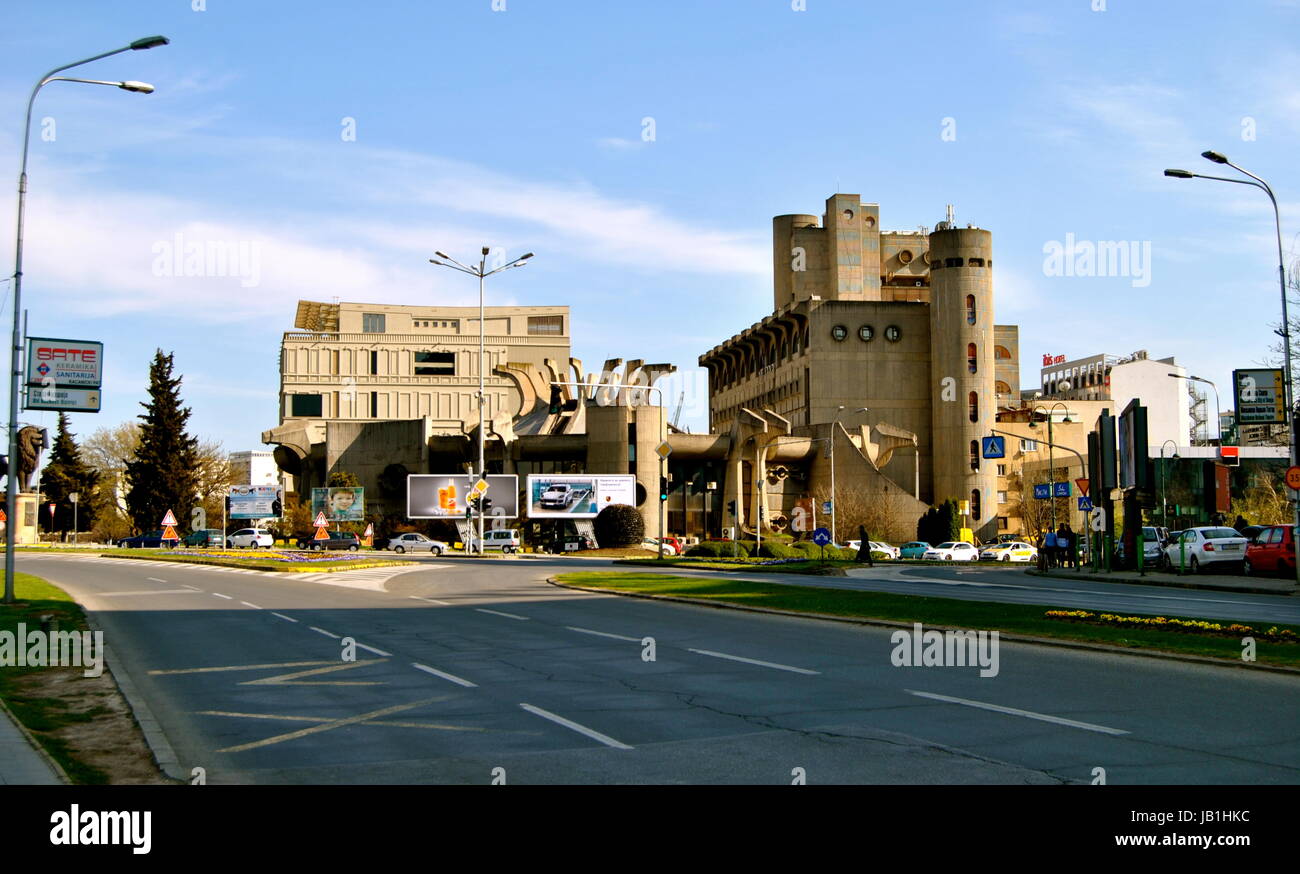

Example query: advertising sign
[1233,368,1286,425]
[525,474,636,518]
[25,337,103,388]
[311,487,365,522]
[24,387,101,413]
[229,485,284,520]
[407,475,519,519]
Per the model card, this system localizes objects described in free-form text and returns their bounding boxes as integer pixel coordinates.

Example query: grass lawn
[100,549,414,573]
[555,571,1300,668]
[613,556,974,575]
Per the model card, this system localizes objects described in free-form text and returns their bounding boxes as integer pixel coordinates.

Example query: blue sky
[2,0,1299,451]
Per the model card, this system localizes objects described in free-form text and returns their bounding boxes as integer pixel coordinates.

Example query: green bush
[732,540,757,556]
[756,541,800,559]
[686,541,731,558]
[792,540,820,555]
[594,504,645,547]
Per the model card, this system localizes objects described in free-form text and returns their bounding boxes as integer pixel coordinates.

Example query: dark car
[296,530,361,551]
[183,528,224,548]
[116,530,175,549]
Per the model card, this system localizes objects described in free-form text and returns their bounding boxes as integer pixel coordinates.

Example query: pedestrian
[1043,526,1059,569]
[1057,524,1072,569]
[1233,514,1249,534]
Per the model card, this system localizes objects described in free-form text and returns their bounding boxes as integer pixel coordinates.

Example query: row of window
[931,257,991,270]
[359,313,564,336]
[830,324,903,342]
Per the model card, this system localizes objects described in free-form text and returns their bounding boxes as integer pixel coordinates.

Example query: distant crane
[671,391,685,432]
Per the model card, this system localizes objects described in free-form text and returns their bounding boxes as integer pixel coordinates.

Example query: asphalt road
[17,553,1300,785]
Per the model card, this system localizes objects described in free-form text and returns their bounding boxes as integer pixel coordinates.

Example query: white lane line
[240,601,262,609]
[309,626,341,639]
[905,690,1130,736]
[96,589,202,597]
[356,643,392,657]
[212,593,233,600]
[519,703,633,750]
[180,584,202,591]
[147,577,168,583]
[566,626,640,643]
[687,648,820,675]
[409,595,451,606]
[411,662,477,688]
[270,612,298,623]
[476,608,529,621]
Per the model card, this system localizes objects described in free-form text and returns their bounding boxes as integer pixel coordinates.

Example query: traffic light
[659,476,669,501]
[224,496,231,513]
[481,496,493,513]
[0,455,7,477]
[727,499,736,516]
[548,386,563,415]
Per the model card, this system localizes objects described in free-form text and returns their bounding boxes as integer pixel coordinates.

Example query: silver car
[387,532,448,555]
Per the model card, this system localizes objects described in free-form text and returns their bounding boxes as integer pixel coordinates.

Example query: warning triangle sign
[0,508,7,523]
[314,511,328,527]
[162,525,179,540]
[314,525,330,540]
[161,509,178,526]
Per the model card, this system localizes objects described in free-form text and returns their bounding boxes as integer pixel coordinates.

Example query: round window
[884,325,902,342]
[831,325,848,342]
[858,325,874,342]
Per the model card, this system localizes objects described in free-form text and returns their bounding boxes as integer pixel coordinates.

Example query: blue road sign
[1053,481,1072,498]
[1078,496,1093,511]
[812,527,832,546]
[1033,484,1050,500]
[821,501,833,514]
[981,436,1006,459]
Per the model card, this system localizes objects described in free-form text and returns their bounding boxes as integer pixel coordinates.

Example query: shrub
[686,541,731,557]
[792,540,820,555]
[756,541,800,559]
[594,504,644,547]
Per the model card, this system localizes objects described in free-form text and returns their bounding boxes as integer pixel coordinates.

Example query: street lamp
[1165,150,1300,588]
[5,36,168,605]
[1029,402,1072,535]
[1159,439,1180,527]
[1168,372,1220,445]
[429,249,533,555]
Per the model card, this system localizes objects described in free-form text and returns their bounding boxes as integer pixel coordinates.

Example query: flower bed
[1044,609,1298,643]
[168,549,363,564]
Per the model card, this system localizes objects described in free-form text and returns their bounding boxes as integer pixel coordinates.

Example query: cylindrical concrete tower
[928,226,997,539]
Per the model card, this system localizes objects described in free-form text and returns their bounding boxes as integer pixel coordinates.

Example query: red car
[1244,524,1294,576]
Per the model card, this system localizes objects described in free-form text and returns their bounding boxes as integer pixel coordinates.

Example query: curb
[98,553,416,575]
[548,577,1300,676]
[0,694,71,784]
[1027,568,1296,597]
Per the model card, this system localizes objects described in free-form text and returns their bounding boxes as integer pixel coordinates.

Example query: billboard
[1233,368,1286,425]
[1118,399,1149,490]
[525,474,637,518]
[25,337,103,388]
[407,474,519,519]
[229,485,283,520]
[311,487,365,522]
[25,387,101,413]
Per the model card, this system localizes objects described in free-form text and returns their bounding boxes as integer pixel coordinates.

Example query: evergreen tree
[40,413,101,535]
[124,351,200,533]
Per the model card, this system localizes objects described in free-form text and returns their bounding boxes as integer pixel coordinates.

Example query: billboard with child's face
[311,487,365,522]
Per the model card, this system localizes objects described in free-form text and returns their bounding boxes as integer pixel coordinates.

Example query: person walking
[1043,526,1059,569]
[1057,524,1072,569]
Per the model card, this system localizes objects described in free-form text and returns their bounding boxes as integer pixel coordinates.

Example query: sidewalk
[0,699,66,785]
[1028,565,1297,596]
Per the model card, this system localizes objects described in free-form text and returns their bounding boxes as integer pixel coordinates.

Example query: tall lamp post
[1159,439,1179,527]
[1169,372,1220,445]
[1030,402,1072,535]
[429,248,533,555]
[1165,151,1300,588]
[5,36,168,605]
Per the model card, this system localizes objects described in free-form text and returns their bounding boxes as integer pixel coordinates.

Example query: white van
[470,528,522,554]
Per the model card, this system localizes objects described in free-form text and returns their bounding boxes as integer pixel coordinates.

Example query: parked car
[642,538,678,556]
[387,532,447,555]
[845,540,899,559]
[297,530,360,551]
[1160,526,1248,574]
[1140,526,1165,567]
[228,528,275,549]
[468,528,522,553]
[923,542,979,561]
[1244,524,1295,577]
[183,528,224,548]
[899,541,930,559]
[979,541,1037,562]
[117,530,174,549]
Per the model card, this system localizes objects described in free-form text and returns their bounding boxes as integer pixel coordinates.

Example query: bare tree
[811,485,915,544]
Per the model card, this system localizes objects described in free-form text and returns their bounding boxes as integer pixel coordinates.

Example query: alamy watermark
[890,622,999,677]
[1043,233,1151,288]
[0,623,103,677]
[151,232,262,288]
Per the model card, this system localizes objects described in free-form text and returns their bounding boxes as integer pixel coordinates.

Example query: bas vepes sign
[24,337,103,413]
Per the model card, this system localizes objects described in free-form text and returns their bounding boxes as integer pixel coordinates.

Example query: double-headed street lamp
[1029,402,1072,535]
[1159,439,1180,527]
[1168,373,1220,445]
[1165,150,1300,589]
[5,36,168,605]
[429,248,533,555]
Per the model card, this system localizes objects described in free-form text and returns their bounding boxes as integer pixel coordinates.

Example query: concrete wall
[1109,358,1190,448]
[584,402,665,537]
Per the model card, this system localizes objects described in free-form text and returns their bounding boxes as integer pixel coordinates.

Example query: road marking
[905,690,1130,736]
[96,589,202,597]
[240,601,261,609]
[270,612,298,623]
[241,659,386,686]
[476,608,529,620]
[409,595,451,606]
[519,703,632,750]
[687,648,820,675]
[215,697,445,754]
[212,593,233,600]
[309,626,340,639]
[356,642,392,657]
[147,577,168,583]
[180,584,202,591]
[566,626,640,642]
[411,662,477,688]
[150,660,333,676]
[197,709,480,732]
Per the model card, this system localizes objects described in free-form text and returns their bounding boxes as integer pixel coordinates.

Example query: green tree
[328,470,361,487]
[40,413,102,536]
[124,350,200,533]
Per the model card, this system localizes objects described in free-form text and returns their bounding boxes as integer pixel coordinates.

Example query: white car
[643,538,678,556]
[468,528,523,554]
[227,528,273,549]
[979,541,1037,562]
[387,533,448,555]
[1161,526,1248,574]
[845,540,899,559]
[922,541,979,561]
